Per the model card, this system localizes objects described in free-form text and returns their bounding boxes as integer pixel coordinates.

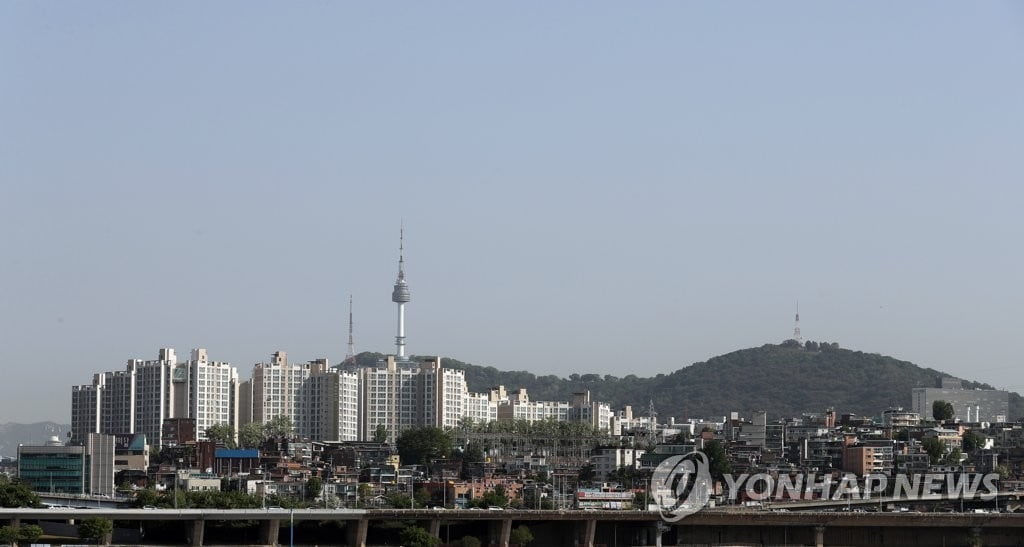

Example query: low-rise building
[17,442,87,495]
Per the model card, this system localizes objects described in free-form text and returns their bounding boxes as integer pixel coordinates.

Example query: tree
[374,424,389,446]
[459,536,482,547]
[0,481,41,508]
[577,463,596,483]
[0,526,19,545]
[398,525,440,547]
[509,524,534,546]
[133,487,161,508]
[963,430,986,452]
[387,492,411,509]
[264,415,294,438]
[703,440,732,478]
[205,423,236,448]
[459,441,485,463]
[478,485,508,508]
[357,483,372,502]
[306,476,322,501]
[995,464,1011,480]
[238,422,264,449]
[943,448,963,465]
[414,486,431,507]
[923,437,946,464]
[18,524,43,543]
[79,517,113,544]
[933,400,955,422]
[396,427,452,467]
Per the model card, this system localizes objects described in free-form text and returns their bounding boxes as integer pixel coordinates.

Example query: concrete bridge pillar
[261,519,280,546]
[428,518,441,538]
[345,518,368,547]
[186,519,205,546]
[488,518,512,547]
[581,520,598,544]
[814,525,826,547]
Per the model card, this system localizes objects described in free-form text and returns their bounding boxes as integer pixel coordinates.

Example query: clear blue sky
[2,2,1022,422]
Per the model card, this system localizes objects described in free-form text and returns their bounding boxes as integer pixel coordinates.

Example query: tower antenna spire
[345,294,355,365]
[398,223,405,280]
[793,300,803,345]
[391,225,411,358]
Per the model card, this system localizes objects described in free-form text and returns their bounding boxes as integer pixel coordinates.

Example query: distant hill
[0,422,69,459]
[349,342,1023,421]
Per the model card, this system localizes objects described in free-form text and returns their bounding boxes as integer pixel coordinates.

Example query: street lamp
[175,458,185,509]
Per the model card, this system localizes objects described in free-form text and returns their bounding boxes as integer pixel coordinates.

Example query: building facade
[912,378,1009,423]
[70,348,240,448]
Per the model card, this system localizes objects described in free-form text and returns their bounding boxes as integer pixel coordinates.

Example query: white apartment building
[495,389,613,432]
[420,358,467,430]
[248,351,312,428]
[176,349,239,441]
[298,360,360,442]
[131,348,178,447]
[358,356,424,443]
[70,348,240,447]
[463,391,498,424]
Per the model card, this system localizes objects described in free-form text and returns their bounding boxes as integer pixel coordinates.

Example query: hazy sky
[2,3,1023,422]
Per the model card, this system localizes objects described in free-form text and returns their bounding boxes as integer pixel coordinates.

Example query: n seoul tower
[391,226,411,359]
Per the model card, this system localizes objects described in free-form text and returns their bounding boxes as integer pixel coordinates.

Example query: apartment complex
[69,234,614,448]
[70,348,240,447]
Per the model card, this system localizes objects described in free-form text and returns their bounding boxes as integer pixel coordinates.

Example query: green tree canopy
[923,437,946,464]
[396,427,452,466]
[19,524,43,543]
[238,422,264,448]
[703,440,732,479]
[0,526,19,545]
[399,525,440,547]
[79,517,113,544]
[510,524,534,546]
[0,481,41,508]
[963,430,986,452]
[264,415,294,438]
[577,463,596,483]
[205,423,236,448]
[306,476,322,500]
[932,400,955,422]
[373,424,389,444]
[459,441,485,463]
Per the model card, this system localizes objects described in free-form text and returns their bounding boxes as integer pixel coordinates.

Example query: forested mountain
[349,342,1023,421]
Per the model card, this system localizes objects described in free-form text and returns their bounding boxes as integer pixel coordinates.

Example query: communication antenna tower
[793,300,803,345]
[345,294,355,365]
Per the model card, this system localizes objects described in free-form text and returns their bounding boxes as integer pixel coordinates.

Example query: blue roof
[215,449,259,458]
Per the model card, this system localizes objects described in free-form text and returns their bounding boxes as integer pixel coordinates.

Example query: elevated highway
[3,507,1024,546]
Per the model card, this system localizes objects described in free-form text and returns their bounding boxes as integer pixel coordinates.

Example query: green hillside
[348,342,1023,421]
